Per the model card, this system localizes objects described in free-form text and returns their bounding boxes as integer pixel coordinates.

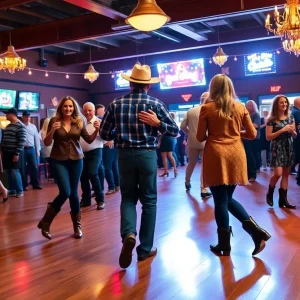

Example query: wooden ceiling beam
[0,0,34,10]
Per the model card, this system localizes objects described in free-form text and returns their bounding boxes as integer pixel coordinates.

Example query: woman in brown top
[38,96,100,240]
[197,74,271,256]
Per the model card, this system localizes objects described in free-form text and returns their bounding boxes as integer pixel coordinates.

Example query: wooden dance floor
[1,165,300,299]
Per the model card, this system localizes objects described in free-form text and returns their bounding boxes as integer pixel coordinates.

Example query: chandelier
[84,64,99,83]
[0,45,26,74]
[126,0,170,32]
[212,46,228,67]
[265,0,300,56]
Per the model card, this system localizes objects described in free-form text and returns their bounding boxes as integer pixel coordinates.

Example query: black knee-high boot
[266,185,275,207]
[242,217,271,255]
[210,227,232,256]
[278,188,296,209]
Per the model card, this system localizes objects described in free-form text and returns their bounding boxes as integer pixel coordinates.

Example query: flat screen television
[17,91,40,111]
[114,70,132,90]
[157,58,206,90]
[0,88,17,110]
[244,52,276,76]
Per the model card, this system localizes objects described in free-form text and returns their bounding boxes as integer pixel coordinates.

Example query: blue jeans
[210,185,250,229]
[103,146,120,190]
[51,159,83,214]
[5,169,23,194]
[81,148,104,204]
[22,147,39,187]
[118,148,157,257]
[98,160,105,191]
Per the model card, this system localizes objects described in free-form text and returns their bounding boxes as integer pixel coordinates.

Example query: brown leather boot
[278,188,296,209]
[70,211,83,239]
[37,204,59,240]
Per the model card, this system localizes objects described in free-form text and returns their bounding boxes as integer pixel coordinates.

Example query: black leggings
[210,185,250,229]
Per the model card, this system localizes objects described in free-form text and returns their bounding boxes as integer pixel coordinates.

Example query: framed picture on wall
[47,107,56,118]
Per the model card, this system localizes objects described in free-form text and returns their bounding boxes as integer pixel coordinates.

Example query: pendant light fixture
[0,31,26,74]
[84,47,99,83]
[212,21,228,67]
[125,0,170,32]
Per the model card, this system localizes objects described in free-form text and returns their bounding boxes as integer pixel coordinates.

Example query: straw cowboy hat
[121,64,160,84]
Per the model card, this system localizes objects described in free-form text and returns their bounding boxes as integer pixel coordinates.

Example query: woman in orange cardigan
[197,74,271,256]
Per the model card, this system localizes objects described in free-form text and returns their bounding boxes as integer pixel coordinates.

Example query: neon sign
[244,52,276,76]
[270,85,281,92]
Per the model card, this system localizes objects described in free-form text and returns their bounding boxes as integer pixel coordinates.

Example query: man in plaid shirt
[100,64,179,269]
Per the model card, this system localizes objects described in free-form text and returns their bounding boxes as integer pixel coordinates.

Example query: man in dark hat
[21,110,42,190]
[1,108,26,198]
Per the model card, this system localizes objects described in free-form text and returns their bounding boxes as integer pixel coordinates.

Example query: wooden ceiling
[0,0,284,66]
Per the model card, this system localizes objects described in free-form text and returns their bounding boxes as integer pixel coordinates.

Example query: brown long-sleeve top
[47,117,96,161]
[197,101,256,186]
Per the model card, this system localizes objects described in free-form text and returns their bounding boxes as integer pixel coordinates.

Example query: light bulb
[209,59,212,64]
[66,74,69,79]
[28,69,32,75]
[45,72,49,77]
[234,56,238,61]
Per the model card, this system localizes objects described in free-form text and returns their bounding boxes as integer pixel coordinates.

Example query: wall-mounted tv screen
[0,89,17,110]
[244,52,276,76]
[114,70,131,90]
[17,91,40,111]
[157,58,206,90]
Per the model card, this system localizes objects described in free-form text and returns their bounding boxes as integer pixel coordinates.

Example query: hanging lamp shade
[125,0,170,32]
[212,46,228,67]
[84,64,99,83]
[0,45,26,74]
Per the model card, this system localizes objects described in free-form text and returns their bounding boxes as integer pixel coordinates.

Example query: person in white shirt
[80,102,104,210]
[21,110,42,190]
[39,118,54,179]
[181,92,212,198]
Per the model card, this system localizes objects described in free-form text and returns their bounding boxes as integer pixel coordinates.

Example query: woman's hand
[281,124,293,133]
[51,121,61,133]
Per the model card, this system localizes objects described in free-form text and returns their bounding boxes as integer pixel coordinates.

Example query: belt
[24,146,34,149]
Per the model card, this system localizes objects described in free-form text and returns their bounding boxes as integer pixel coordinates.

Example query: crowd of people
[1,63,299,269]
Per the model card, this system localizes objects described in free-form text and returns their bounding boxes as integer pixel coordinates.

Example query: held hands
[282,124,294,133]
[93,120,100,130]
[139,109,160,127]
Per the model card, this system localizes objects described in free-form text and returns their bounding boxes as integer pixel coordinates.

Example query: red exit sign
[181,94,192,102]
[270,85,281,92]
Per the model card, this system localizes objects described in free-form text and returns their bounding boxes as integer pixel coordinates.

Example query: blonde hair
[269,94,290,121]
[41,118,50,134]
[55,96,84,129]
[208,74,237,120]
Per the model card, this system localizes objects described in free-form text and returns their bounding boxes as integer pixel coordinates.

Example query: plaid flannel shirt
[99,91,179,148]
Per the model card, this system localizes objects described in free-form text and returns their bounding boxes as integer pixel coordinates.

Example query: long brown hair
[209,74,237,120]
[268,94,290,121]
[55,96,84,129]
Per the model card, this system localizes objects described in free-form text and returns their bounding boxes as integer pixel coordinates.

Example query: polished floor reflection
[0,166,300,299]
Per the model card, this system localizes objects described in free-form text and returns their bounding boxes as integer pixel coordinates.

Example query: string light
[19,46,283,81]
